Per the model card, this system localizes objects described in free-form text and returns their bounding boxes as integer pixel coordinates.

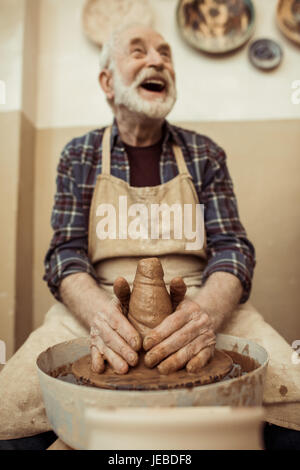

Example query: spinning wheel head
[71,350,233,391]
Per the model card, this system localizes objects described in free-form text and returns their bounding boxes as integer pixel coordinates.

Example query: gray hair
[99,29,120,72]
[99,22,157,72]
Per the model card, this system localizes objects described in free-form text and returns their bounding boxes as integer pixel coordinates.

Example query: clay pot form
[128,258,188,339]
[127,258,172,338]
[114,257,187,338]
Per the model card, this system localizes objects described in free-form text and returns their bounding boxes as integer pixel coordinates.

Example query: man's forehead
[119,26,170,50]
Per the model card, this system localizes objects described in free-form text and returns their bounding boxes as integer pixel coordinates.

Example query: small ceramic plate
[248,38,283,70]
[277,0,300,45]
[176,0,255,54]
[82,0,154,48]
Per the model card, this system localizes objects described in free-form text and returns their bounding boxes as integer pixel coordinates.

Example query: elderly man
[46,22,254,375]
[0,24,299,450]
[47,24,252,376]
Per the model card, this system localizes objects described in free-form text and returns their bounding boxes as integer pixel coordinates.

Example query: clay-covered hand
[90,277,142,374]
[143,297,216,374]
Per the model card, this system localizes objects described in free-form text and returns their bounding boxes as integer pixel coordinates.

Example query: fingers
[91,345,105,373]
[186,345,215,373]
[169,277,187,311]
[93,336,129,375]
[143,309,210,352]
[157,338,215,375]
[144,314,214,368]
[113,277,131,315]
[95,312,138,367]
[90,300,141,375]
[100,298,142,352]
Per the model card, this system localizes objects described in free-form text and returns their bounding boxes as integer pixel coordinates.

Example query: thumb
[170,277,187,311]
[91,345,105,374]
[113,276,131,315]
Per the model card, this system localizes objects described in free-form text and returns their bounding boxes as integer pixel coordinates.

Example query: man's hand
[90,295,142,374]
[59,273,141,375]
[143,297,216,374]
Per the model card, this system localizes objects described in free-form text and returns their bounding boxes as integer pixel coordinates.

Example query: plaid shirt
[44,119,255,303]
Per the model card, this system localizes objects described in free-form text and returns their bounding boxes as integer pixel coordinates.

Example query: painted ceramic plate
[248,38,283,70]
[82,0,154,48]
[277,0,300,45]
[176,0,255,54]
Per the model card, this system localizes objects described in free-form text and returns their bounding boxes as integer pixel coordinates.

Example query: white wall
[0,0,26,358]
[0,0,25,112]
[35,0,300,128]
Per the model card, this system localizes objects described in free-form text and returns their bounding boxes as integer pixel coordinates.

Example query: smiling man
[50,23,251,376]
[1,23,299,449]
[109,31,177,120]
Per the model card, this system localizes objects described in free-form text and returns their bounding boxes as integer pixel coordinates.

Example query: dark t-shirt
[124,138,162,187]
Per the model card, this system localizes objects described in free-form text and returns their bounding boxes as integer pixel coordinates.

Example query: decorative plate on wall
[277,0,300,45]
[82,0,154,48]
[176,0,255,54]
[248,38,283,70]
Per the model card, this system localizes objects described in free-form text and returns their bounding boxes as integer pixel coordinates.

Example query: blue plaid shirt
[44,120,255,303]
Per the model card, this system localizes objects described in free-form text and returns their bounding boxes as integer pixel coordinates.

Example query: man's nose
[146,47,164,70]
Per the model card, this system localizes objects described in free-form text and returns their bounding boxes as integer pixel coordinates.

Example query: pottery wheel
[72,349,233,391]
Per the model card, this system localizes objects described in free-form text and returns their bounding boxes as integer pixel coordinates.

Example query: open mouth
[139,79,166,93]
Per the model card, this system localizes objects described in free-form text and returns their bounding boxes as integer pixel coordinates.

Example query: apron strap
[101,126,112,175]
[101,125,191,177]
[172,144,191,176]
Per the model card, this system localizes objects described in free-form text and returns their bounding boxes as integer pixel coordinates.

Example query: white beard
[111,64,177,120]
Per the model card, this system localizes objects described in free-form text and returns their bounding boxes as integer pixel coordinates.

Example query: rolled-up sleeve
[200,142,256,303]
[43,144,98,300]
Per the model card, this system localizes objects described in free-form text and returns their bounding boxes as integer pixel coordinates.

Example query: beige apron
[0,126,300,440]
[88,125,207,291]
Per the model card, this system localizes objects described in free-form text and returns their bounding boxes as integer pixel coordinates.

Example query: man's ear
[99,69,114,101]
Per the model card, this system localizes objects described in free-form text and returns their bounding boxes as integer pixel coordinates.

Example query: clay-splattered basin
[37,334,268,450]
